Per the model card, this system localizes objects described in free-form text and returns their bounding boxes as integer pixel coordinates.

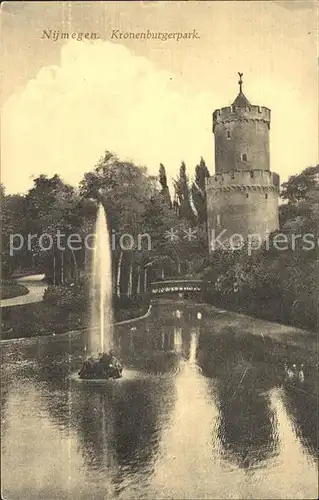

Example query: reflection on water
[1,302,318,499]
[281,378,318,461]
[189,327,199,364]
[216,382,279,468]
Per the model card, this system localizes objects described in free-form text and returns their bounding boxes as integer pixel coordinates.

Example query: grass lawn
[1,301,150,340]
[0,284,29,300]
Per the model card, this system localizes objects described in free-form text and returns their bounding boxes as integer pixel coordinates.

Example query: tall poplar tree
[159,163,172,208]
[191,157,210,224]
[173,161,196,224]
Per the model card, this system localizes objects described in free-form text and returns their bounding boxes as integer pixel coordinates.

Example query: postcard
[1,2,318,499]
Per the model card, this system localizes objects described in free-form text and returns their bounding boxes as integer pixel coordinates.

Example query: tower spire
[238,72,243,93]
[232,72,249,107]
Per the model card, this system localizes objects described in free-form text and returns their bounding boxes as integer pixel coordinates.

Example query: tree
[159,163,172,208]
[141,191,181,279]
[25,174,84,283]
[80,151,152,231]
[280,165,319,232]
[80,151,156,296]
[173,161,196,224]
[191,157,210,224]
[280,165,319,204]
[1,186,28,276]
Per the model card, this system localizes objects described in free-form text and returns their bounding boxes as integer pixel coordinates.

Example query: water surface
[1,301,317,499]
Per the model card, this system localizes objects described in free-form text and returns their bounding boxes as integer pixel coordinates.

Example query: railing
[150,280,205,295]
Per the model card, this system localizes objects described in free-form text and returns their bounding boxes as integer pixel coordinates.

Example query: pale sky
[1,0,318,194]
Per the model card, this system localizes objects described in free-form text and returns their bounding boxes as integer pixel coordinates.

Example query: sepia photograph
[1,1,318,499]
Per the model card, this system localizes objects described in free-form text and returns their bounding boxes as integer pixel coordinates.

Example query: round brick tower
[206,73,280,251]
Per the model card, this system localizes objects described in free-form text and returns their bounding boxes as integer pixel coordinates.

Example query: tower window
[241,153,247,162]
[246,193,249,198]
[250,171,254,178]
[226,130,231,139]
[265,193,268,199]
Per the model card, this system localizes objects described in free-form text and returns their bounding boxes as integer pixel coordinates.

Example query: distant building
[206,73,280,251]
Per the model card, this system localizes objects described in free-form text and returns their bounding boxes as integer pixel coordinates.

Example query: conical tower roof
[232,91,250,107]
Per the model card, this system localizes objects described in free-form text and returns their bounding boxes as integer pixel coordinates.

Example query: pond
[1,301,317,499]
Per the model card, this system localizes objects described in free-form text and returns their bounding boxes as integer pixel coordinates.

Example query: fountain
[89,203,113,354]
[79,204,123,380]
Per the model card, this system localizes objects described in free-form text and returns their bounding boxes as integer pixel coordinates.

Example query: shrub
[0,280,29,300]
[43,284,86,310]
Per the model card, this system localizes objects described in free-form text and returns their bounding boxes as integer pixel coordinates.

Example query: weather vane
[238,72,243,93]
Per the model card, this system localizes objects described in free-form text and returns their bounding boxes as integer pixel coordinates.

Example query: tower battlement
[206,169,279,191]
[213,105,270,131]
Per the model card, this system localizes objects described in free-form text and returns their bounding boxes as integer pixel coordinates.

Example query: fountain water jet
[79,204,123,380]
[89,204,114,355]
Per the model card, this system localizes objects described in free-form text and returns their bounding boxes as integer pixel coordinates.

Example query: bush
[43,284,151,312]
[0,280,29,300]
[113,293,151,310]
[290,297,319,331]
[43,284,86,310]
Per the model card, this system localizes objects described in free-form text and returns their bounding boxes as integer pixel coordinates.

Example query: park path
[0,274,47,308]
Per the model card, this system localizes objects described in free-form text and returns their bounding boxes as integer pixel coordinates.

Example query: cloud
[2,35,318,196]
[2,40,215,194]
